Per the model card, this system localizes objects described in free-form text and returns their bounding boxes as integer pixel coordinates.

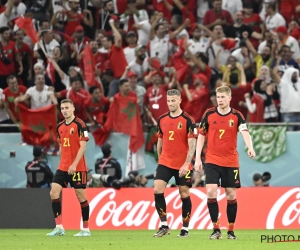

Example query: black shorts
[205,163,241,188]
[53,170,87,189]
[154,164,193,187]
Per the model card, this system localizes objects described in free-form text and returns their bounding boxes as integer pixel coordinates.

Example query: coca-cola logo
[83,189,226,229]
[266,188,300,229]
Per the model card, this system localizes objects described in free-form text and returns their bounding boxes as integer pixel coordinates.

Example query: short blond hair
[216,86,231,96]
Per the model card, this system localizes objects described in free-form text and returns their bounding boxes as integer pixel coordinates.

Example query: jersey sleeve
[56,124,61,144]
[236,111,248,132]
[77,121,89,141]
[156,117,163,138]
[186,116,197,138]
[198,111,209,136]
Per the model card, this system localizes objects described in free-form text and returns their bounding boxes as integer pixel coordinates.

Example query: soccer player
[194,86,255,240]
[47,99,91,237]
[153,89,197,238]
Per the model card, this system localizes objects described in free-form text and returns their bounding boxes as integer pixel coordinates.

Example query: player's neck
[65,115,75,124]
[170,108,182,117]
[217,106,231,115]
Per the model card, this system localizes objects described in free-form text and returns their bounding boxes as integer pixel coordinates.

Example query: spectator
[3,75,28,127]
[244,79,278,122]
[275,45,299,70]
[0,0,14,28]
[0,26,23,89]
[265,2,286,31]
[25,145,54,188]
[95,142,122,183]
[86,86,110,127]
[123,31,138,64]
[273,26,300,60]
[27,63,53,88]
[6,0,26,23]
[14,74,58,109]
[97,0,115,32]
[222,0,243,19]
[258,30,274,54]
[277,67,300,131]
[51,0,93,37]
[170,14,189,39]
[182,74,210,123]
[14,30,32,86]
[88,40,108,79]
[244,31,273,77]
[0,87,10,132]
[203,0,233,30]
[56,76,90,121]
[215,55,242,84]
[128,45,148,84]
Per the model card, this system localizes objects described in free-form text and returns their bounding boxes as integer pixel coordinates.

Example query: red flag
[46,59,55,84]
[93,93,144,153]
[18,104,57,146]
[15,16,38,44]
[83,43,97,87]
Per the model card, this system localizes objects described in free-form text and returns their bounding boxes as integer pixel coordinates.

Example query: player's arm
[237,112,256,159]
[157,138,162,159]
[185,137,196,164]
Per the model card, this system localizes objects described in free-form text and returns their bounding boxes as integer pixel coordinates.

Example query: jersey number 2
[169,131,174,140]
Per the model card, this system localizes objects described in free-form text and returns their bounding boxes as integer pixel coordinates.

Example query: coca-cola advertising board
[62,187,300,230]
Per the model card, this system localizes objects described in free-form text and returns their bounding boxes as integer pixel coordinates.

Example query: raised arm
[109,19,122,48]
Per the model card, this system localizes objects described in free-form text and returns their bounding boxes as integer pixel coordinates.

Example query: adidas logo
[77,182,81,185]
[186,179,191,182]
[212,121,217,124]
[235,180,239,184]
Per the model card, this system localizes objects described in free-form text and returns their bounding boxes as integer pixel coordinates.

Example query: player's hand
[68,164,76,175]
[248,149,256,159]
[179,163,189,177]
[194,160,203,172]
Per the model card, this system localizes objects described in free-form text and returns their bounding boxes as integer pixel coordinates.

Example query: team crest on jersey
[70,128,74,135]
[229,119,234,127]
[177,122,182,129]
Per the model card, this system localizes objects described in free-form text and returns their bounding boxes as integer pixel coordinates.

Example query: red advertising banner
[62,187,300,230]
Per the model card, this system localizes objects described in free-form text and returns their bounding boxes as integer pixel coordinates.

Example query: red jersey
[3,85,27,120]
[57,117,89,172]
[157,111,198,170]
[86,96,110,125]
[109,45,128,78]
[64,12,84,36]
[0,41,17,75]
[198,107,248,168]
[60,88,90,121]
[203,9,233,28]
[144,85,169,122]
[94,51,108,73]
[230,85,252,118]
[16,42,32,72]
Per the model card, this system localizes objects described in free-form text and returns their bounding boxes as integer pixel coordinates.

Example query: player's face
[61,103,75,119]
[216,92,231,109]
[167,95,181,113]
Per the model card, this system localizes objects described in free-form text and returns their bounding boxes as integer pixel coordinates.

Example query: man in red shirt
[14,29,32,86]
[89,40,108,75]
[0,26,23,89]
[51,0,93,37]
[203,0,233,30]
[3,75,27,125]
[47,99,91,237]
[195,86,255,240]
[86,86,110,126]
[57,77,90,122]
[70,25,90,66]
[153,89,197,238]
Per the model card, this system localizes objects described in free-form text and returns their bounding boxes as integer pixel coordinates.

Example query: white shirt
[260,0,276,21]
[129,59,149,79]
[177,29,189,40]
[0,89,9,122]
[197,0,209,19]
[231,48,253,64]
[278,68,300,112]
[208,42,231,72]
[150,35,170,66]
[285,36,300,60]
[0,13,9,28]
[265,13,286,31]
[222,0,243,18]
[124,46,137,65]
[34,39,60,65]
[137,20,151,46]
[26,85,53,109]
[188,37,212,54]
[5,2,26,21]
[258,40,267,54]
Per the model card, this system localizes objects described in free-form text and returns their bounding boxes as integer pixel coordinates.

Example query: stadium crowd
[0,0,300,134]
